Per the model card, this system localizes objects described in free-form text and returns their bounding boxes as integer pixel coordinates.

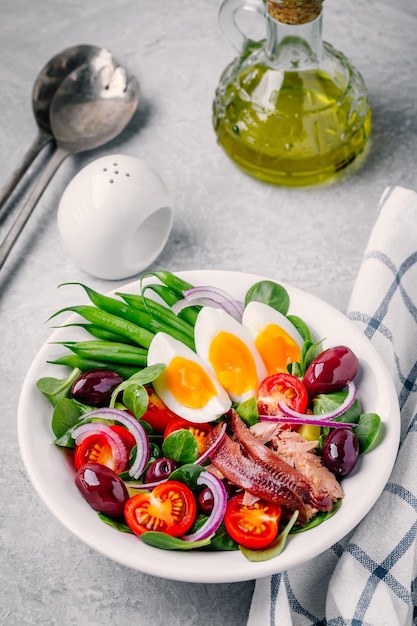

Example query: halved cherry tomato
[111,425,136,449]
[163,418,214,456]
[224,494,281,549]
[124,480,197,537]
[141,386,181,434]
[74,425,136,473]
[257,372,308,416]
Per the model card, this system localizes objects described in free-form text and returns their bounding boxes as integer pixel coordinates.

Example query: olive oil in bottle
[213,0,371,187]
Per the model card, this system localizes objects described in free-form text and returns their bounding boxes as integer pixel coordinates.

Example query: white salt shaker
[57,154,173,280]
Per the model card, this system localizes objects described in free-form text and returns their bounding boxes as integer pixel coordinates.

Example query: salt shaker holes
[103,162,131,181]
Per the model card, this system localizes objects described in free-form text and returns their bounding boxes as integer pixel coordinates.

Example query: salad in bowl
[18,270,399,581]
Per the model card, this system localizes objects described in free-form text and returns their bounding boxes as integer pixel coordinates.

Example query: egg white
[242,301,303,344]
[147,331,231,423]
[194,307,267,403]
[241,301,304,373]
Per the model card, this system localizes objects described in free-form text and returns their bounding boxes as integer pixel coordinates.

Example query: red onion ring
[171,286,244,322]
[72,422,129,472]
[79,407,149,479]
[181,470,227,542]
[280,381,356,420]
[195,422,227,465]
[259,414,356,428]
[260,381,357,428]
[124,478,168,490]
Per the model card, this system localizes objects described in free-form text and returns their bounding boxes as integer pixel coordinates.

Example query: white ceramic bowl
[17,270,400,583]
[57,154,173,280]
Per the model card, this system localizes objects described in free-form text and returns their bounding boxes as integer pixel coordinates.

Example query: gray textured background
[1,1,416,624]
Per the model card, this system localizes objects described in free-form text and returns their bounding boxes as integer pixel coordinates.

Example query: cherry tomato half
[224,494,281,550]
[141,386,181,434]
[257,373,308,416]
[74,425,136,473]
[163,418,214,456]
[124,480,197,537]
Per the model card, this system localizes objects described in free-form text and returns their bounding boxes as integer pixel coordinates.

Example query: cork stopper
[267,0,324,25]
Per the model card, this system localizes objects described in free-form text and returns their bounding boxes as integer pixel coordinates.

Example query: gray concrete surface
[1,1,416,624]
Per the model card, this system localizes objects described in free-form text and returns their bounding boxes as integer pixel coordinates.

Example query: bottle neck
[264,10,323,69]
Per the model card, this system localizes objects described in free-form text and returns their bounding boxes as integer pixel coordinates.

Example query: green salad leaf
[288,340,323,378]
[140,531,212,550]
[98,513,133,534]
[201,522,238,551]
[286,315,313,343]
[36,367,81,407]
[244,280,290,315]
[169,463,205,489]
[162,430,199,464]
[236,396,259,427]
[109,363,165,419]
[51,398,82,438]
[313,390,362,423]
[354,412,383,453]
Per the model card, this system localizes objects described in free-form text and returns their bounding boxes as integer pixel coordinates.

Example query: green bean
[55,323,132,344]
[151,270,194,297]
[60,283,195,350]
[62,283,147,323]
[142,283,199,326]
[116,291,194,337]
[62,340,148,366]
[49,305,154,348]
[142,283,181,307]
[48,355,140,378]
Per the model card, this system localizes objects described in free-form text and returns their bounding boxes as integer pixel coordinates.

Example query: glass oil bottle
[213,0,372,186]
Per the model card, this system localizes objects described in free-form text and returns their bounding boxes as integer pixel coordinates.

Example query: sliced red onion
[79,407,149,479]
[259,414,356,428]
[124,478,168,490]
[72,422,129,472]
[260,381,357,428]
[181,470,227,542]
[195,422,227,465]
[171,286,244,322]
[280,381,356,421]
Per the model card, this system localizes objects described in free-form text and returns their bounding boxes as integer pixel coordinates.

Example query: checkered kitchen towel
[247,186,417,626]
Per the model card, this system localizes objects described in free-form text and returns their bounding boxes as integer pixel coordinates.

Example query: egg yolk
[165,356,217,408]
[208,331,258,395]
[255,324,301,375]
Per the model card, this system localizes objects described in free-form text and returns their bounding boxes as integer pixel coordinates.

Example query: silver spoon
[0,55,140,270]
[0,44,112,211]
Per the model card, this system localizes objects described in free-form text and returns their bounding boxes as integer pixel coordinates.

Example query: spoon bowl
[32,44,115,136]
[50,60,139,153]
[0,44,114,211]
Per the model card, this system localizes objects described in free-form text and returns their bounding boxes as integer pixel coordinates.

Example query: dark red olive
[322,428,359,476]
[71,369,123,406]
[74,462,129,518]
[198,487,214,514]
[144,457,177,483]
[303,346,359,395]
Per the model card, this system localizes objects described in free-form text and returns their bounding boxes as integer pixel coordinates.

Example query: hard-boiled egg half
[147,332,232,423]
[194,307,267,403]
[241,301,303,375]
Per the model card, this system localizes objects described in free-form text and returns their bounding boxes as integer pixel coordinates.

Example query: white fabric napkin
[247,186,417,626]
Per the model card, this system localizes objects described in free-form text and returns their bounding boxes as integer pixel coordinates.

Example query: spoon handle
[0,130,53,212]
[0,145,69,271]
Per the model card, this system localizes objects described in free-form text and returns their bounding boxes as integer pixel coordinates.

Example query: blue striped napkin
[247,186,417,626]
